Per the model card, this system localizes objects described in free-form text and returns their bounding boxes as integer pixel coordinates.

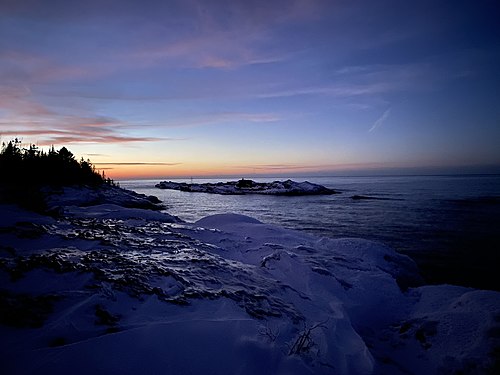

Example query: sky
[1,0,499,179]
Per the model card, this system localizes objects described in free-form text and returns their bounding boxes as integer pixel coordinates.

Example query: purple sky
[1,0,499,178]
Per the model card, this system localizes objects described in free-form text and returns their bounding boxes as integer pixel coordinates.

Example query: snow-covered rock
[156,179,337,196]
[44,184,165,212]
[0,204,498,374]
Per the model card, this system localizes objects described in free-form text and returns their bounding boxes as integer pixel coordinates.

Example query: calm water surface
[121,175,500,290]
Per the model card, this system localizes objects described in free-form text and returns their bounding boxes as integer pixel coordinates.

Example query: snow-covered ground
[156,179,337,195]
[0,187,498,374]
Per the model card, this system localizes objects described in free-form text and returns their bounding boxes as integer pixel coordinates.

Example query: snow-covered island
[1,183,499,374]
[156,178,338,195]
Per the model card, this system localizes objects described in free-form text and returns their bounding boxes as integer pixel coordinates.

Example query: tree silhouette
[0,140,114,209]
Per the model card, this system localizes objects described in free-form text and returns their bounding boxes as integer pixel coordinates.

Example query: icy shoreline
[1,186,499,374]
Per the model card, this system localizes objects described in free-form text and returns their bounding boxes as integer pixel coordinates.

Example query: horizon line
[117,172,500,182]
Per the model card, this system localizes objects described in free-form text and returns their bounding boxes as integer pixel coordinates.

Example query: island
[156,178,338,196]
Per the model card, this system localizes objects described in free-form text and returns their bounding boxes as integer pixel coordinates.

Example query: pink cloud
[0,126,160,146]
[127,31,268,70]
[0,81,165,146]
[93,162,181,166]
[37,134,159,145]
[119,0,322,70]
[0,51,100,85]
[0,94,162,146]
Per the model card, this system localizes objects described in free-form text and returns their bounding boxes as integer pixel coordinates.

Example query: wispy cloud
[0,111,163,146]
[126,25,288,70]
[236,164,330,171]
[0,51,102,86]
[257,83,395,99]
[35,134,161,146]
[369,108,391,132]
[258,62,447,100]
[93,162,181,166]
[0,84,167,145]
[108,0,326,71]
[0,128,161,146]
[158,112,283,129]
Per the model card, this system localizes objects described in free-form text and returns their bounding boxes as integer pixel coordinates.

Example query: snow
[1,189,499,374]
[44,185,165,211]
[63,203,179,222]
[156,179,337,195]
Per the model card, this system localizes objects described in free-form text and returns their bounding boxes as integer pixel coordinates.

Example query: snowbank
[1,204,498,374]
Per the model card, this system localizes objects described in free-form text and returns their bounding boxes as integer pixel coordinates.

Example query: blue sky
[1,0,499,178]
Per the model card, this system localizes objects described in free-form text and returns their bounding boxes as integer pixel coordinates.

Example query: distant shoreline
[118,173,500,182]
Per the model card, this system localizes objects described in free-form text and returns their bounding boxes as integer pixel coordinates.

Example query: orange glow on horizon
[97,161,428,180]
[98,164,254,180]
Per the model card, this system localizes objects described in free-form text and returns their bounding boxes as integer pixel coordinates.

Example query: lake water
[120,175,500,290]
